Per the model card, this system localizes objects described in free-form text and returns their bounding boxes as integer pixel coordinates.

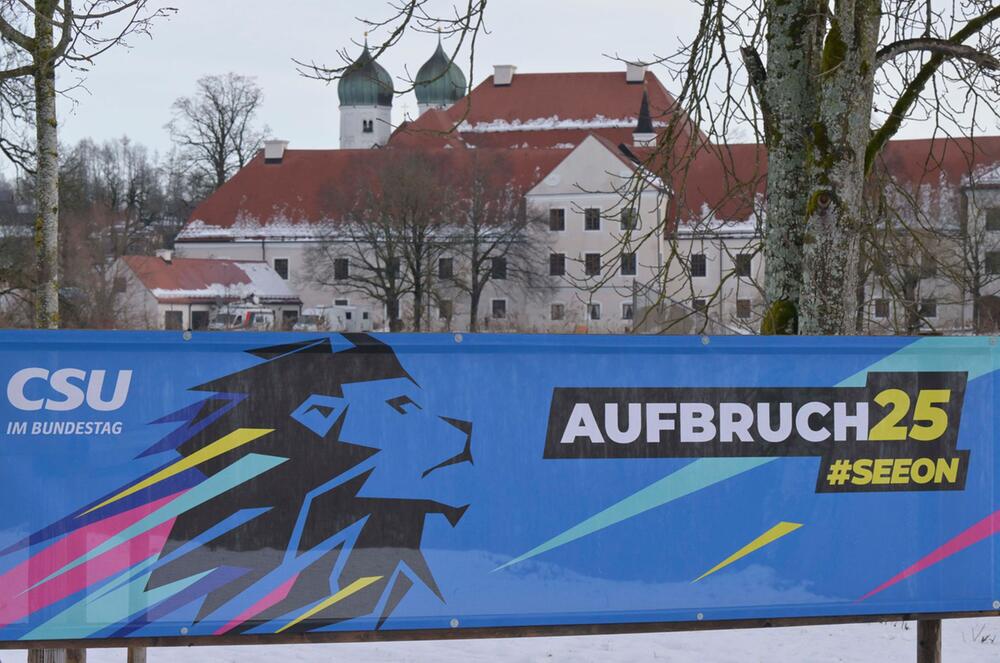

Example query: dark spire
[635,88,654,134]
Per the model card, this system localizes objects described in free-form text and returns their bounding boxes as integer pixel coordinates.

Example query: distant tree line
[0,70,268,329]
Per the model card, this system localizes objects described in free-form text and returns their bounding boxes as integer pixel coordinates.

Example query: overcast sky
[55,0,706,156]
[53,0,984,158]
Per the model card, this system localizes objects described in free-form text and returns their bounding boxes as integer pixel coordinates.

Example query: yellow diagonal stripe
[276,575,383,633]
[80,428,274,517]
[694,521,803,582]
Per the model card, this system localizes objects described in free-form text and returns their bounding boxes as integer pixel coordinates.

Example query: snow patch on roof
[132,257,300,303]
[178,216,333,241]
[459,115,665,134]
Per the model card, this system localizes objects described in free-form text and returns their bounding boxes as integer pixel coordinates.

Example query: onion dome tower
[414,39,467,115]
[338,41,394,149]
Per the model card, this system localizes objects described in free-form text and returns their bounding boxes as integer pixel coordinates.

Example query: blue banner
[0,331,996,643]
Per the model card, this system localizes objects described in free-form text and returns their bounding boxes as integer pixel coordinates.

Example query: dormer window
[362,119,374,133]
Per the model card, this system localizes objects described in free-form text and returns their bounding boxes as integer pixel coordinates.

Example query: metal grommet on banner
[450,618,459,628]
[993,600,1000,610]
[180,626,189,635]
[696,612,704,621]
[700,335,709,345]
[182,331,192,341]
[454,333,463,344]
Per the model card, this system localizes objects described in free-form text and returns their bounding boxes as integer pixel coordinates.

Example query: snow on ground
[3,618,1000,662]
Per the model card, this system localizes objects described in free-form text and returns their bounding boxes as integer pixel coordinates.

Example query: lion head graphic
[0,334,473,639]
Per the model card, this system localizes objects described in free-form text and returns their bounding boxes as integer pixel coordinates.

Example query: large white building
[172,42,1000,334]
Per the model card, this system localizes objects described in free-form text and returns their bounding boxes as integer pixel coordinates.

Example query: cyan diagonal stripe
[24,566,211,641]
[837,336,997,387]
[28,453,288,591]
[494,457,775,571]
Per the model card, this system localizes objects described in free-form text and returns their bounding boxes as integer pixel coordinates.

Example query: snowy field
[3,618,1000,662]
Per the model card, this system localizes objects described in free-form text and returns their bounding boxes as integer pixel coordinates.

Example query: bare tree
[307,155,412,332]
[167,72,268,193]
[0,0,173,329]
[444,151,550,331]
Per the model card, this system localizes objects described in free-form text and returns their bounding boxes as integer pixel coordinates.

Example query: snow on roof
[123,255,301,304]
[457,115,666,134]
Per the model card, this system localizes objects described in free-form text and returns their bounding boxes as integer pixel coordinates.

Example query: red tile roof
[390,70,701,150]
[630,135,1000,224]
[122,255,300,304]
[181,147,572,238]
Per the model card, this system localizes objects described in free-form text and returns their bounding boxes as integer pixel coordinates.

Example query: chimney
[493,65,517,86]
[263,139,289,164]
[155,249,174,263]
[626,62,646,84]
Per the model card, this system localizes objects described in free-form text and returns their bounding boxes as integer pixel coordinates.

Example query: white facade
[339,105,393,149]
[176,137,670,333]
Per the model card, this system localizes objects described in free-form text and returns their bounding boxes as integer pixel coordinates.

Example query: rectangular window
[584,252,601,276]
[874,299,890,318]
[693,298,707,312]
[491,299,507,319]
[620,209,637,230]
[491,256,507,280]
[987,208,1000,231]
[387,299,400,320]
[439,300,453,319]
[691,253,707,278]
[736,299,751,319]
[549,253,566,276]
[334,258,349,280]
[735,254,752,277]
[621,252,637,276]
[273,258,289,280]
[584,208,601,231]
[362,119,374,133]
[164,310,183,330]
[334,298,349,306]
[919,299,938,319]
[549,208,566,231]
[988,251,1000,275]
[191,310,209,330]
[438,257,454,279]
[621,302,634,320]
[588,302,602,321]
[551,303,565,320]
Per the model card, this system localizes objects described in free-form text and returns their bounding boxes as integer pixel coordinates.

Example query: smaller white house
[118,251,302,330]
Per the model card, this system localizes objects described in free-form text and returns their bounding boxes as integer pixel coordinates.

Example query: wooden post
[66,650,86,663]
[127,647,147,663]
[917,619,942,663]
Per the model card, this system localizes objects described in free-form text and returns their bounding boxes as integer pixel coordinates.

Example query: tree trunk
[761,0,825,333]
[799,0,880,334]
[33,0,59,329]
[469,288,480,333]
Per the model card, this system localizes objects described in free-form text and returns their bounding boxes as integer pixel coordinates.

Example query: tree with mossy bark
[0,0,173,330]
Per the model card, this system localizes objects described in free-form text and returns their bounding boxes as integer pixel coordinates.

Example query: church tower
[338,42,394,149]
[414,39,467,116]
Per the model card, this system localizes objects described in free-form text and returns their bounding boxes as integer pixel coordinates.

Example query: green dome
[415,42,466,107]
[338,46,394,107]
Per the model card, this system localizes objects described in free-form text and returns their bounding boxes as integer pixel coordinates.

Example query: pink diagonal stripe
[0,492,183,626]
[859,509,1000,601]
[214,574,299,635]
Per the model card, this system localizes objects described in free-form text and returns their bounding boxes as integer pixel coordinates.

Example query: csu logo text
[7,368,133,412]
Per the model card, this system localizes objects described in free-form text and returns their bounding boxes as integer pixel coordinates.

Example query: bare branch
[876,37,1000,69]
